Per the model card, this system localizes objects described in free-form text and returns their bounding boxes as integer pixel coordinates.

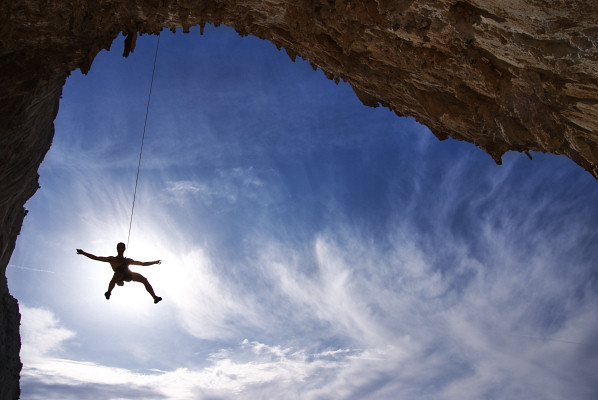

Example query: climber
[77,242,162,304]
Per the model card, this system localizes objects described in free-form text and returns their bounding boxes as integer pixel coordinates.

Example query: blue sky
[7,25,598,399]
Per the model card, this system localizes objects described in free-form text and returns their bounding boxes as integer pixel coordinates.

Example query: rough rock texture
[1,0,597,397]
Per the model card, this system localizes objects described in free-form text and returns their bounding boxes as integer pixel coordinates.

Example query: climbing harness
[126,33,161,253]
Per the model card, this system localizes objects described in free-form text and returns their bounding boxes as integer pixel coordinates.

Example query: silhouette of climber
[77,242,162,303]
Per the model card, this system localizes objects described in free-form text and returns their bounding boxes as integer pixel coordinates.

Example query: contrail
[7,264,56,274]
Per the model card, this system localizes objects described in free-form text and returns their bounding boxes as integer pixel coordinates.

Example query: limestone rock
[1,1,597,397]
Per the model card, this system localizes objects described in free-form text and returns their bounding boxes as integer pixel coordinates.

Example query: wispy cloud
[165,180,204,195]
[18,177,598,399]
[25,292,595,400]
[20,305,76,363]
[19,306,396,399]
[156,246,260,340]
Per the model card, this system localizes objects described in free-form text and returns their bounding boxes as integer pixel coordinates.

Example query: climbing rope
[126,33,161,253]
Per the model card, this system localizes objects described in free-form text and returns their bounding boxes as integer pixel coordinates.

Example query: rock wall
[1,1,597,397]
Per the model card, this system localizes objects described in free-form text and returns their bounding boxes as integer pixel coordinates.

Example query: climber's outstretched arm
[76,249,111,263]
[129,259,162,266]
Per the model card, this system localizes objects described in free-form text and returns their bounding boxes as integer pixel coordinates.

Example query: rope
[126,33,160,253]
